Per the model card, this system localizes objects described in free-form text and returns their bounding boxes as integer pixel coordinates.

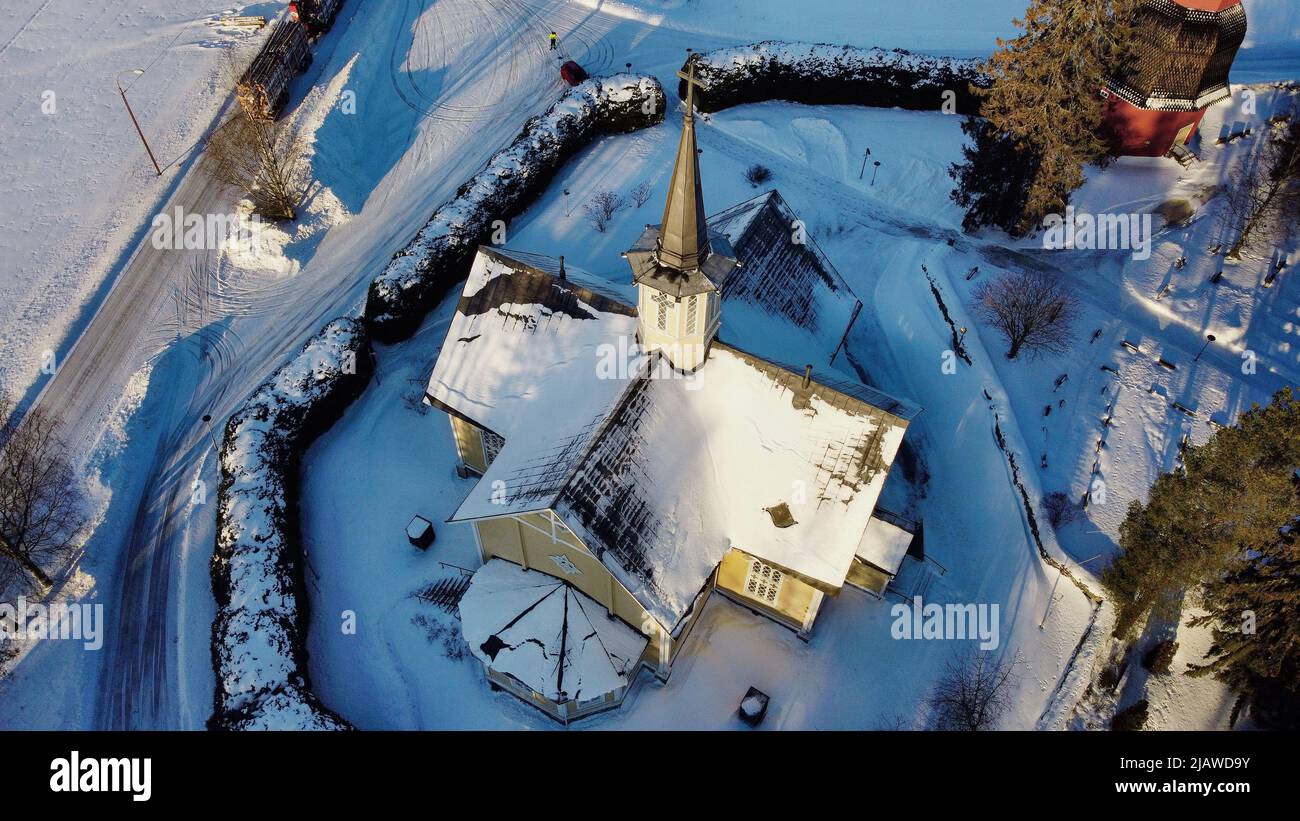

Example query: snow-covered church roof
[426,245,915,630]
[459,559,648,702]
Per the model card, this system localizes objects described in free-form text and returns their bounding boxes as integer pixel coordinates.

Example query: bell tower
[623,57,738,372]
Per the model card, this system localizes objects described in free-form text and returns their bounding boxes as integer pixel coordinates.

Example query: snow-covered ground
[298,96,1103,729]
[1,0,1298,730]
[0,1,267,404]
[297,68,1300,729]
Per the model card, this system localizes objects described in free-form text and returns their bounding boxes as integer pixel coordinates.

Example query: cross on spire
[676,59,704,122]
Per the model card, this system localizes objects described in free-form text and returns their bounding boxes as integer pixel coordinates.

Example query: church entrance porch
[715,549,825,639]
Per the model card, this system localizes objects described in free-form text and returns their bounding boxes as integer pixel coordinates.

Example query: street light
[201,414,218,452]
[1040,554,1103,628]
[116,69,161,177]
[1194,333,1217,362]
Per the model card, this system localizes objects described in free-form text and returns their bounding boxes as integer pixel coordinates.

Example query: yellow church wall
[450,416,487,473]
[472,513,673,669]
[716,548,819,632]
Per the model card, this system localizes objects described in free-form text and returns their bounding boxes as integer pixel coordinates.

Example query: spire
[656,59,709,271]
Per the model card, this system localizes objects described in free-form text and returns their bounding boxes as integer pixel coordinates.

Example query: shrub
[1142,639,1179,675]
[1041,490,1080,530]
[583,189,625,232]
[1111,699,1149,731]
[744,164,773,187]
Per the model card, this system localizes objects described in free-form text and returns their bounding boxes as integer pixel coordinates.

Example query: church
[422,62,920,723]
[1101,0,1246,158]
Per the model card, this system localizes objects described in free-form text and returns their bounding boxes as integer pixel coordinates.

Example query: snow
[428,242,914,630]
[2,0,1297,732]
[212,317,367,728]
[855,516,914,575]
[367,74,665,332]
[0,2,268,402]
[458,558,647,703]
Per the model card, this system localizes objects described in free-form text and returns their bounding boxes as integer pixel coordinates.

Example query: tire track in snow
[0,0,53,60]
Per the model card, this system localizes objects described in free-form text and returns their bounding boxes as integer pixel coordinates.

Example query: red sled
[560,60,588,86]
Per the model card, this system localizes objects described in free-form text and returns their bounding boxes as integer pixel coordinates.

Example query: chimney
[558,255,566,280]
[802,364,812,390]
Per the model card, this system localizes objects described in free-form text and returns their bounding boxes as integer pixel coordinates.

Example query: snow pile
[364,74,666,342]
[684,42,988,115]
[211,318,372,730]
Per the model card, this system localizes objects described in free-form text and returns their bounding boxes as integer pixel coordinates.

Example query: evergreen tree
[1103,389,1300,638]
[1187,527,1300,729]
[950,0,1140,236]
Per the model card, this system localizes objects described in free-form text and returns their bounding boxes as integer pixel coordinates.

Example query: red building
[1101,0,1247,157]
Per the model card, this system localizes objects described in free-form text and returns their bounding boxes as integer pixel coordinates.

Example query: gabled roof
[553,342,911,629]
[710,189,861,342]
[1105,0,1246,111]
[428,234,916,630]
[424,248,637,521]
[459,559,648,702]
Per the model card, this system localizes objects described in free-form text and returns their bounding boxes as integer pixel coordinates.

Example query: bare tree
[1042,490,1080,530]
[928,649,1020,731]
[0,396,86,596]
[744,163,772,187]
[629,179,653,208]
[582,189,625,232]
[206,111,309,221]
[971,270,1079,359]
[1223,116,1300,259]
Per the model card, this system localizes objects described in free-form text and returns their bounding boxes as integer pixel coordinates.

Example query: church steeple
[655,61,709,271]
[622,54,738,373]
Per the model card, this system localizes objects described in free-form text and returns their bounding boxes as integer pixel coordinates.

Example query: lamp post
[1040,554,1102,628]
[116,69,161,177]
[201,414,218,453]
[1194,333,1216,362]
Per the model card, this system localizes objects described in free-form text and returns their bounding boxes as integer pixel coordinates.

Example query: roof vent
[764,502,797,528]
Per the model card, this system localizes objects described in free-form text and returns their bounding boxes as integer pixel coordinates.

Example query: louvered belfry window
[653,292,671,330]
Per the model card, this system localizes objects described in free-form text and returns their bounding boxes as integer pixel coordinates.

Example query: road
[39,0,699,729]
[49,0,1293,731]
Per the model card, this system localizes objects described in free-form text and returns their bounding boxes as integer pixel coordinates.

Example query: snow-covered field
[1,0,1298,730]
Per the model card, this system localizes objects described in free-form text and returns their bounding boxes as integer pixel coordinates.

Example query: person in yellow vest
[549,31,558,51]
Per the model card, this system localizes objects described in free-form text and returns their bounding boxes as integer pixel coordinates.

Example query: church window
[653,292,672,331]
[481,429,504,466]
[685,295,698,333]
[744,559,783,605]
